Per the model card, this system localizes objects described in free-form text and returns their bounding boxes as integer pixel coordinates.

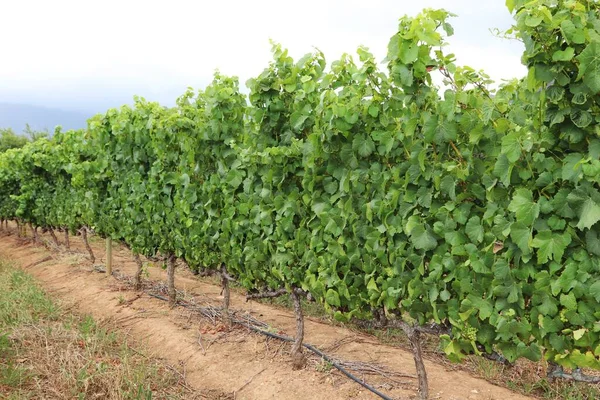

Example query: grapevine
[1,2,600,399]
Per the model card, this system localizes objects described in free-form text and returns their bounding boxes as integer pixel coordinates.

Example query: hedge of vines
[1,0,600,388]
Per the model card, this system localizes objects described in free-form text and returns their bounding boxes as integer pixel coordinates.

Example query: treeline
[0,124,49,152]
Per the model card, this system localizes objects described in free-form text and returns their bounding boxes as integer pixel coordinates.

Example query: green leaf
[510,222,532,254]
[465,216,484,244]
[493,154,513,186]
[568,350,600,369]
[501,132,521,163]
[572,92,588,105]
[442,337,466,362]
[590,139,600,160]
[571,110,593,128]
[352,135,376,158]
[534,63,556,82]
[368,105,380,118]
[445,230,466,246]
[481,101,495,124]
[440,175,456,200]
[508,189,539,226]
[532,230,572,264]
[562,153,584,182]
[568,187,600,230]
[508,285,520,303]
[577,198,600,230]
[367,277,379,292]
[440,289,451,301]
[410,225,438,251]
[585,229,600,256]
[537,295,558,316]
[576,42,600,94]
[552,47,575,62]
[561,20,585,44]
[325,289,341,307]
[478,301,493,320]
[546,86,565,103]
[589,281,600,302]
[226,170,243,188]
[371,131,394,154]
[436,121,457,143]
[505,0,515,12]
[518,343,542,362]
[400,43,419,64]
[392,64,413,86]
[547,216,566,231]
[560,292,577,311]
[574,328,587,341]
[525,15,543,27]
[291,113,308,131]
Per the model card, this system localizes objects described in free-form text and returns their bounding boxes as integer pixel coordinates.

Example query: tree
[23,123,49,141]
[0,128,28,153]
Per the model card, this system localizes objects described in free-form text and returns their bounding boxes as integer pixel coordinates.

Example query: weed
[315,359,334,373]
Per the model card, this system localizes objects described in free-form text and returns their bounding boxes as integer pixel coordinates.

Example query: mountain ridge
[0,102,90,133]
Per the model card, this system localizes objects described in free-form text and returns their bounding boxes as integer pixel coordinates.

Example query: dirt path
[0,230,534,400]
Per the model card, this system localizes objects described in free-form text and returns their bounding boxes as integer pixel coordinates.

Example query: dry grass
[0,260,227,400]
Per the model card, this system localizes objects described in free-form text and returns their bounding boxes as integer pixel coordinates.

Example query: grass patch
[0,260,221,399]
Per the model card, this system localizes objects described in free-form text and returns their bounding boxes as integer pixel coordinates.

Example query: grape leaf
[508,189,539,226]
[532,230,572,264]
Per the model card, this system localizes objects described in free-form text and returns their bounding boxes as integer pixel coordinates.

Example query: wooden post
[106,237,113,276]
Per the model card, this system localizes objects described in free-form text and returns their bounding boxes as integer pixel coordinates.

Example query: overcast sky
[1,0,525,114]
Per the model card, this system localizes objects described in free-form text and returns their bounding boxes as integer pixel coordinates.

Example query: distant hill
[0,103,90,133]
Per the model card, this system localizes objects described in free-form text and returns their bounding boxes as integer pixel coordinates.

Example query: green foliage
[0,129,28,153]
[0,0,599,372]
[22,124,49,142]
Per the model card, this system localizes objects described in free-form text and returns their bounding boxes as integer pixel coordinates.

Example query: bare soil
[0,229,535,400]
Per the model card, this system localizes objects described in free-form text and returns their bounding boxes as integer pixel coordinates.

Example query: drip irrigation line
[147,293,395,400]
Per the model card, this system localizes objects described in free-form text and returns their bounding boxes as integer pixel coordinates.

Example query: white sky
[0,0,526,113]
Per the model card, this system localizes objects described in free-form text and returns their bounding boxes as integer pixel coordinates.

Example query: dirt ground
[0,228,535,400]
